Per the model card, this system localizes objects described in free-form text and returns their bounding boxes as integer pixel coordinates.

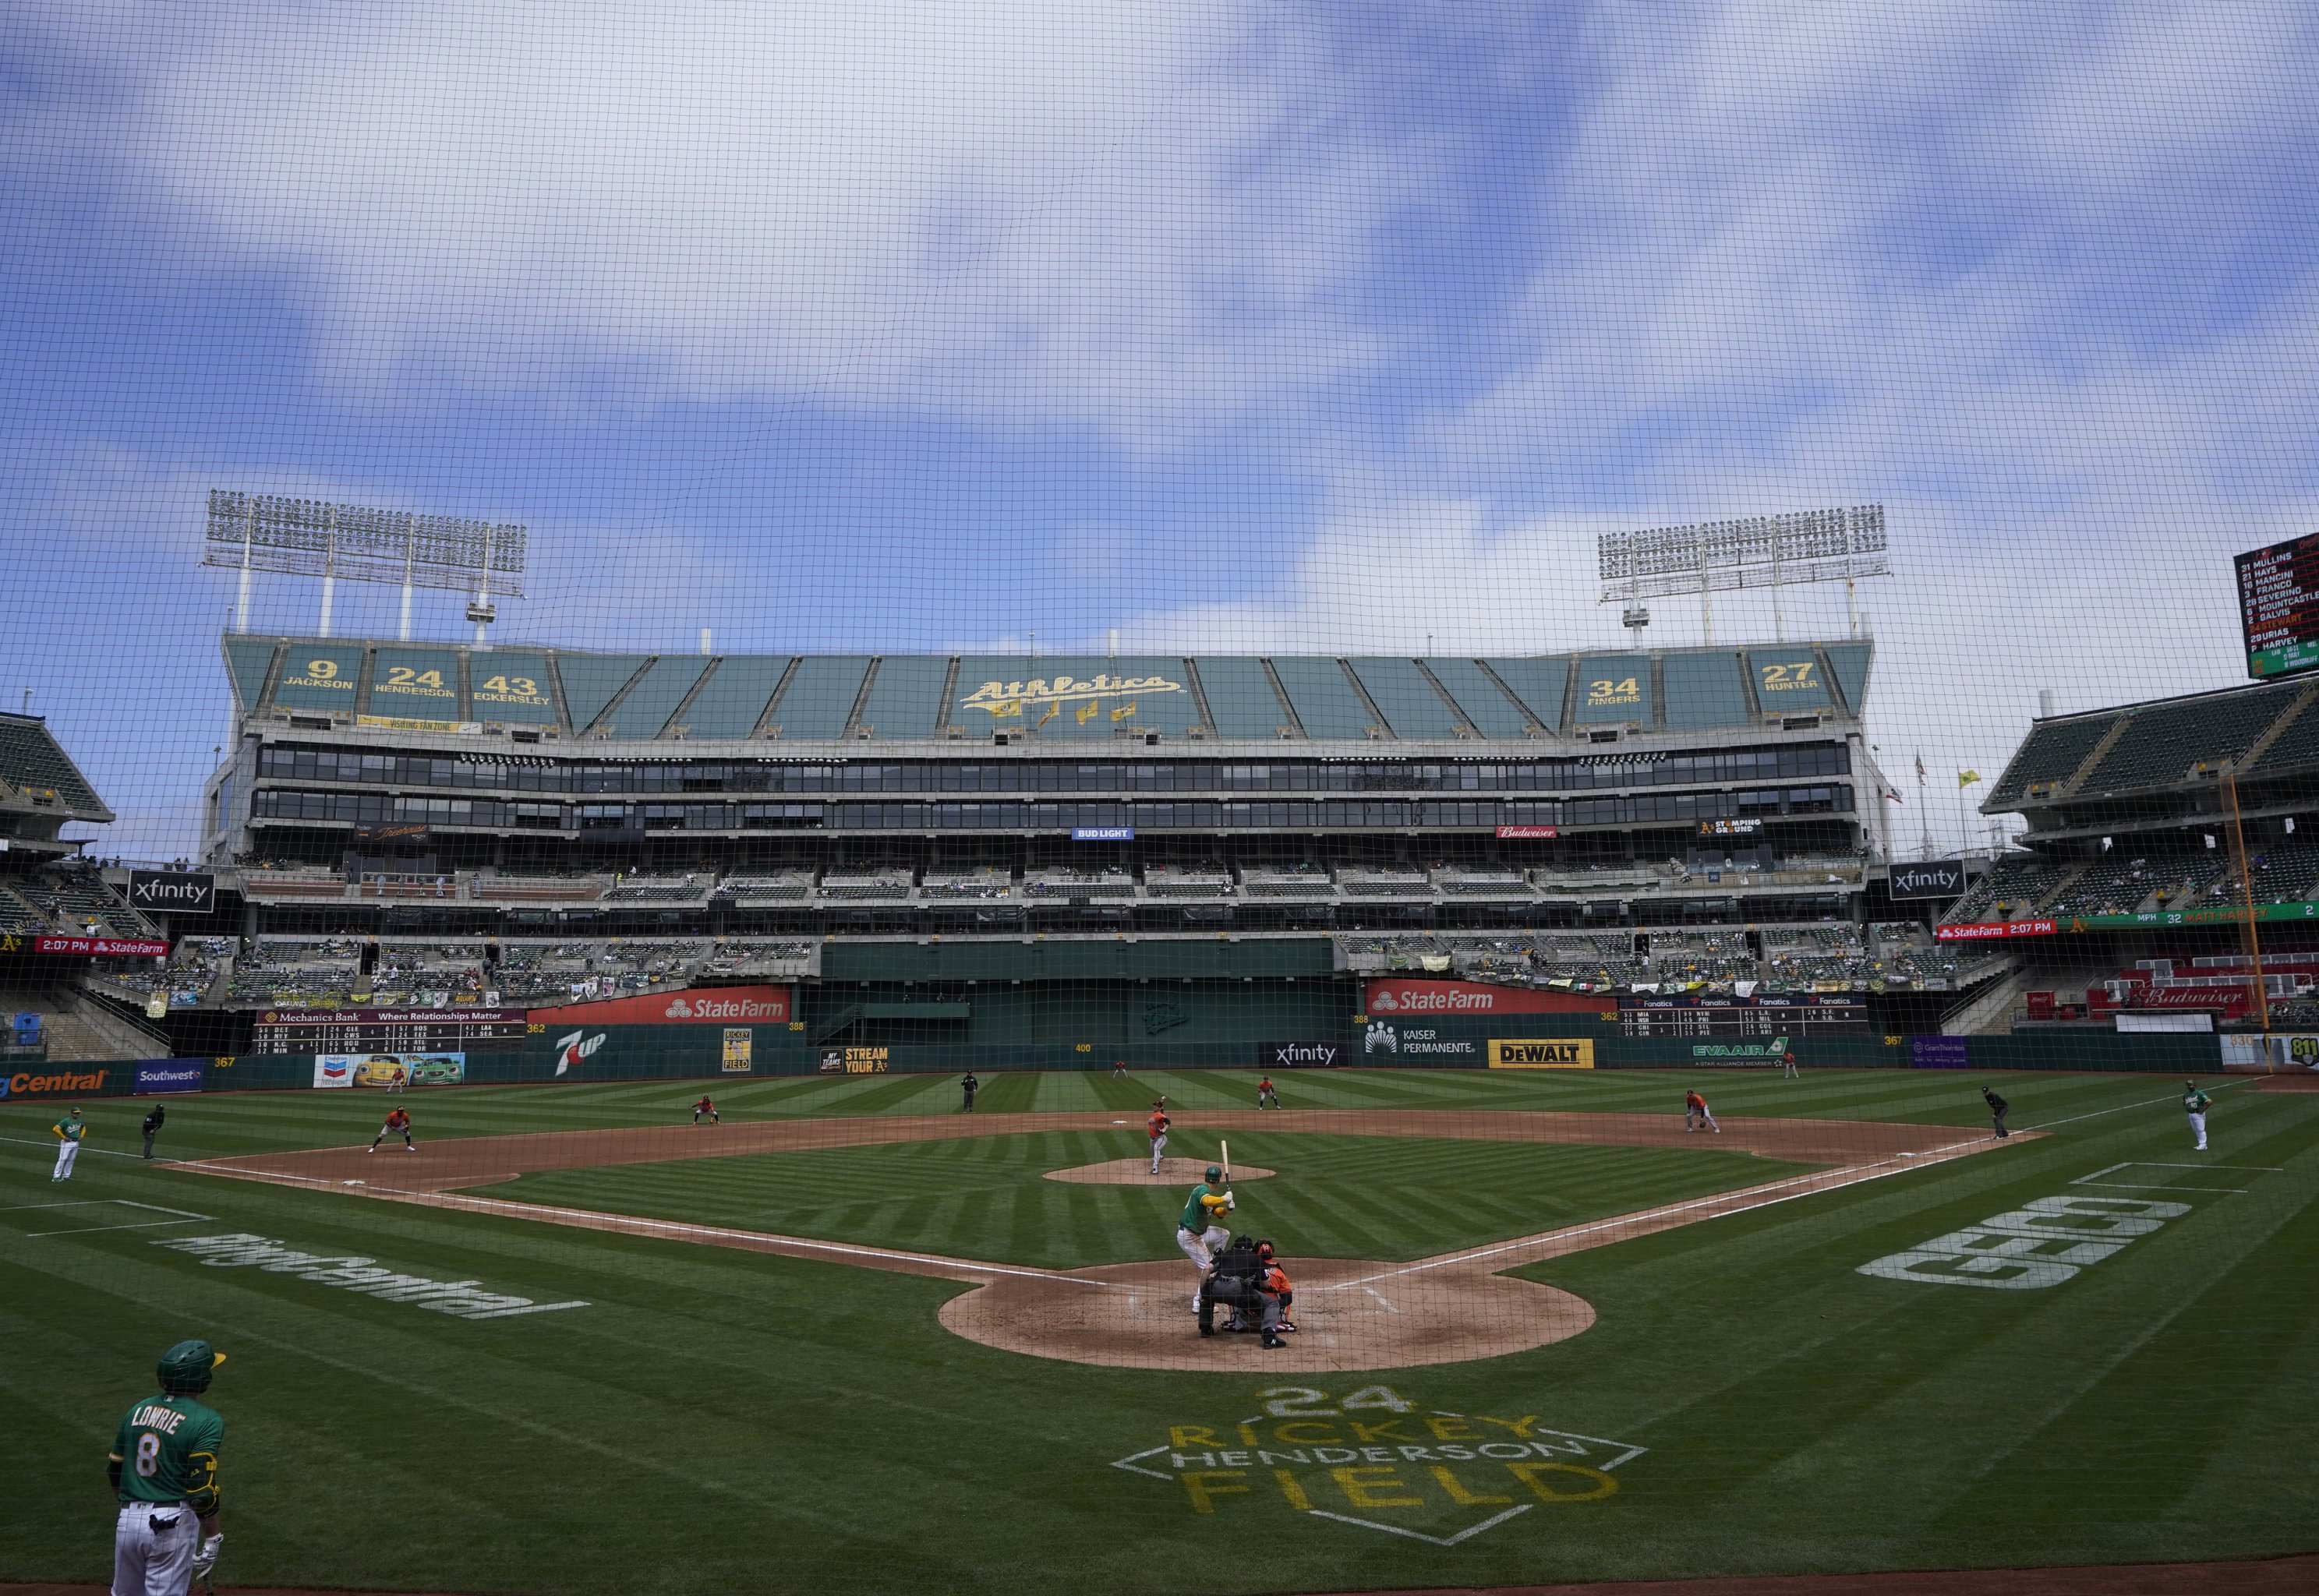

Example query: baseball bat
[1220,1138,1231,1183]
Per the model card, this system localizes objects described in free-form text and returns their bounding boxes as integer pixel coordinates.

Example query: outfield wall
[0,1026,2239,1105]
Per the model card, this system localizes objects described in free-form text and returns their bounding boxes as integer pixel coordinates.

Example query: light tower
[205,490,528,645]
[1597,504,1889,643]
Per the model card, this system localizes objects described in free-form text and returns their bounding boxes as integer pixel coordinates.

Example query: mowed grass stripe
[478,1130,1822,1268]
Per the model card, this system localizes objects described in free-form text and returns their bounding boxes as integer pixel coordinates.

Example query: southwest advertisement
[528,985,792,1026]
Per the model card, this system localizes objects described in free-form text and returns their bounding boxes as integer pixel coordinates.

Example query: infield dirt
[186,1109,2027,1372]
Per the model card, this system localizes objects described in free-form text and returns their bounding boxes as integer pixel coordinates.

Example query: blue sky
[5,1,2318,853]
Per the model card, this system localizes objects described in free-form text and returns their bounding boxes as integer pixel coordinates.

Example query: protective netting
[3,5,2316,1594]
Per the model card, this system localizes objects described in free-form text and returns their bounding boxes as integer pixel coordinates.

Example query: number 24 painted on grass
[1258,1386,1413,1418]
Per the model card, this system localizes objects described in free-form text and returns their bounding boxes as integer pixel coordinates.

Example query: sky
[4,1,2317,856]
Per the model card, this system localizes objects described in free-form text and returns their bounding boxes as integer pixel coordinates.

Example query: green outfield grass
[2,1068,2313,1594]
[477,1130,1823,1266]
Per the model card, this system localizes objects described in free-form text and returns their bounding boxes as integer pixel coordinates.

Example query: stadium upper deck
[205,635,1888,935]
[221,634,1872,744]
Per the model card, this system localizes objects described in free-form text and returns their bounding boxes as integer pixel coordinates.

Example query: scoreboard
[249,1008,529,1055]
[2236,533,2319,679]
[1618,994,1868,1036]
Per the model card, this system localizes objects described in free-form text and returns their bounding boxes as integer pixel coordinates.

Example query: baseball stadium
[6,9,2319,1596]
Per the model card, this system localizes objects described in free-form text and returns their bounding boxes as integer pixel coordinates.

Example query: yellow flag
[1036,702,1059,728]
[1958,770,1981,786]
[1111,700,1138,722]
[1076,699,1099,724]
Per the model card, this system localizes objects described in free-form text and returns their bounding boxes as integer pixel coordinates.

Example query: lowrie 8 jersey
[1179,1184,1228,1231]
[112,1393,224,1510]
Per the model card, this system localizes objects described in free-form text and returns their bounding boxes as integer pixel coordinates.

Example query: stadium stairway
[0,984,174,1061]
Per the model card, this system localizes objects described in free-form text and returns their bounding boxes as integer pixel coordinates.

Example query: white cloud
[16,0,1410,436]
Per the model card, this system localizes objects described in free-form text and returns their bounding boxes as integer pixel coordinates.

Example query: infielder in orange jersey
[1257,1076,1278,1109]
[368,1106,415,1153]
[1147,1100,1171,1174]
[692,1094,719,1124]
[1684,1089,1719,1133]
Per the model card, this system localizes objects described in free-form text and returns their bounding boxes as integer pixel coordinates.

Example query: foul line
[2022,1075,2257,1134]
[0,1198,212,1238]
[0,1134,171,1163]
[1317,1135,2006,1291]
[179,1158,1119,1289]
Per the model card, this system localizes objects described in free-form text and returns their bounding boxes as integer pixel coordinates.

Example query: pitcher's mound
[1045,1157,1275,1185]
[941,1258,1593,1371]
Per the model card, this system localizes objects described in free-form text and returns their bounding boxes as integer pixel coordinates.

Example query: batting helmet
[157,1340,224,1395]
[1205,1164,1224,1181]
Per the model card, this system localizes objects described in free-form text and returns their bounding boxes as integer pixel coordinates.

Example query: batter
[1176,1163,1233,1312]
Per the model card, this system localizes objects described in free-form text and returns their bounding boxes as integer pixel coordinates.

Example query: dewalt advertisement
[1487,1038,1596,1069]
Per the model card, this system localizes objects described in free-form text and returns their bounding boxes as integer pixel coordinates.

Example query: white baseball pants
[53,1142,80,1180]
[112,1499,195,1596]
[1148,1132,1167,1171]
[2189,1111,2207,1150]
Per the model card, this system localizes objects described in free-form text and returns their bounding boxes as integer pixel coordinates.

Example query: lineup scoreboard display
[2236,533,2319,679]
[1618,994,1868,1036]
[249,1008,528,1055]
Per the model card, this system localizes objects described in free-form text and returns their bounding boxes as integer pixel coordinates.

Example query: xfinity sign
[1887,860,1966,901]
[129,870,216,916]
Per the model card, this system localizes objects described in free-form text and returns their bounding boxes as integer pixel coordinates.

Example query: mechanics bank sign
[1363,979,1603,1016]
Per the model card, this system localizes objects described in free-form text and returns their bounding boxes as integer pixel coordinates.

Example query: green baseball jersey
[1179,1183,1228,1231]
[55,1118,85,1142]
[2185,1089,2211,1114]
[111,1393,224,1509]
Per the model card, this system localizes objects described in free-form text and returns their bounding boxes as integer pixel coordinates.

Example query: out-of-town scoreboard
[1617,994,1868,1036]
[249,1008,529,1054]
[2237,533,2319,679]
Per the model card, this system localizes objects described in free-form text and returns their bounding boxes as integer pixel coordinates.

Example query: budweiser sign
[1494,825,1560,839]
[1362,978,1605,1015]
[1935,920,2058,941]
[528,985,792,1026]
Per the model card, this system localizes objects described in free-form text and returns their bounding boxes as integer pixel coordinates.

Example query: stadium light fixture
[1598,504,1888,642]
[205,490,528,644]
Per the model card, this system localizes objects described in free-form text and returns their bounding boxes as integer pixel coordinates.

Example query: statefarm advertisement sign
[27,935,170,957]
[527,985,792,1026]
[1362,978,1607,1015]
[1934,920,2058,942]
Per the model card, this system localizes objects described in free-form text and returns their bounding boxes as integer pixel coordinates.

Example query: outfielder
[1146,1100,1171,1174]
[1781,1048,1800,1079]
[108,1338,226,1596]
[692,1094,719,1125]
[2185,1079,2212,1150]
[367,1107,414,1153]
[1684,1089,1720,1133]
[1177,1164,1233,1312]
[1257,1075,1278,1109]
[52,1107,87,1181]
